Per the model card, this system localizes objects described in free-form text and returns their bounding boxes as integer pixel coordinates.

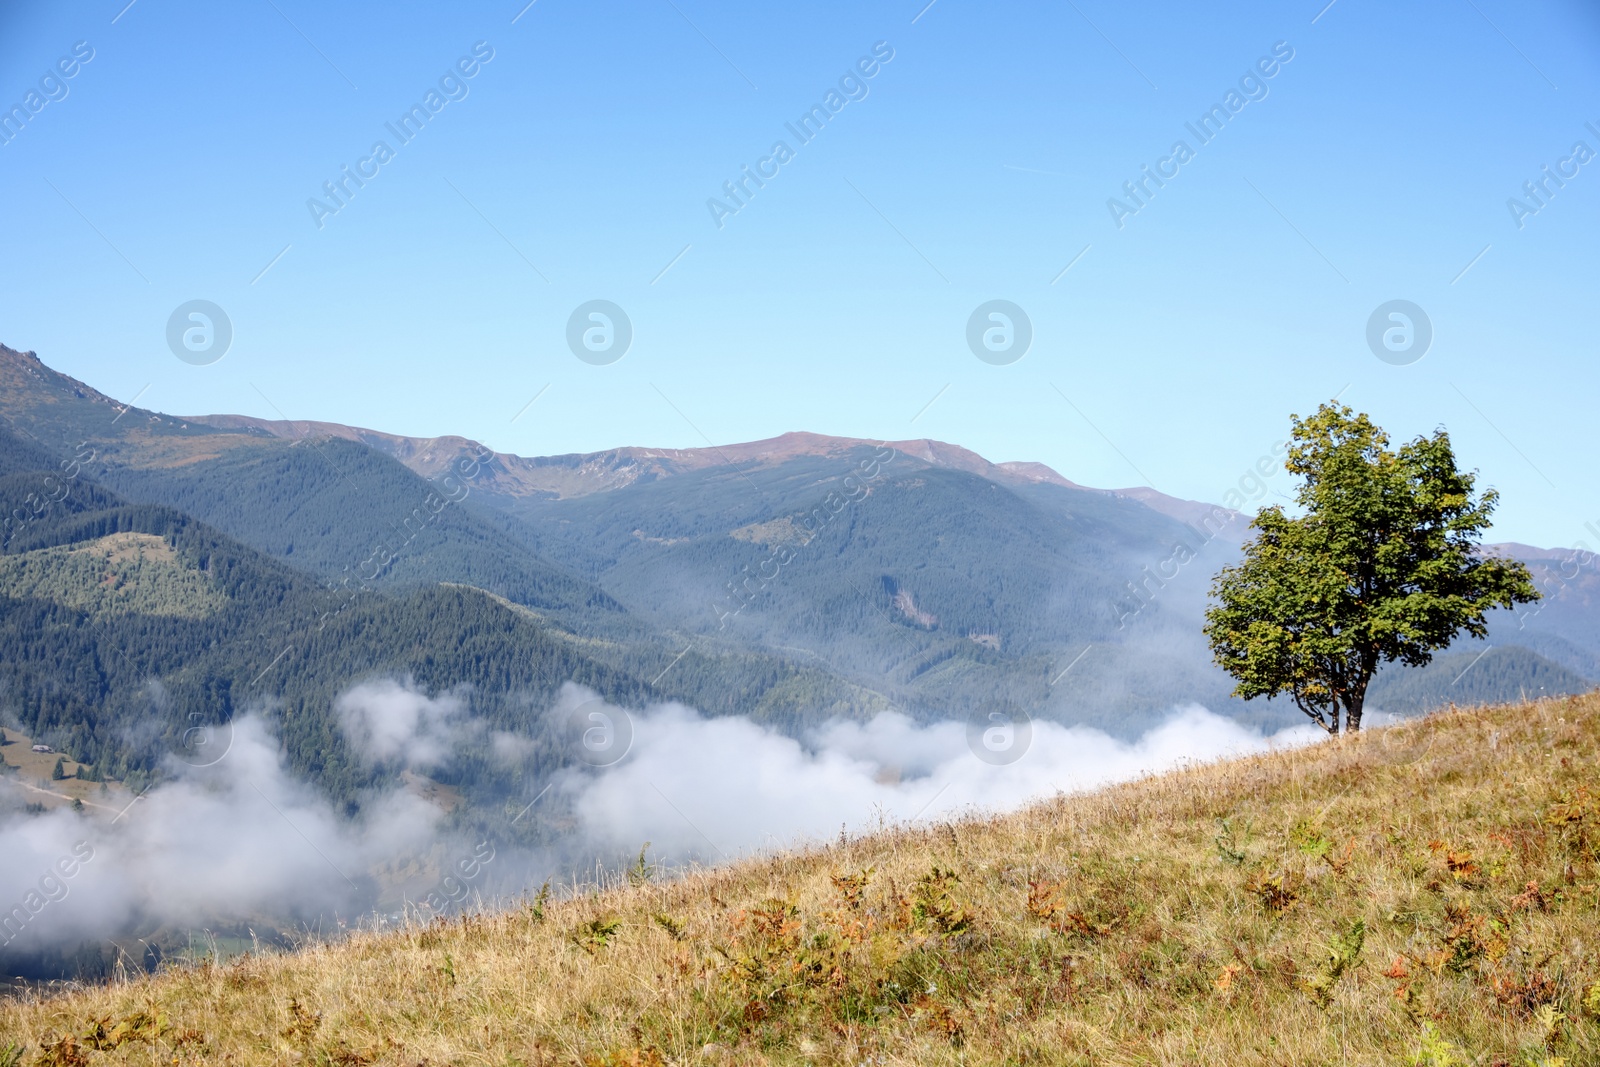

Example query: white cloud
[559,692,1319,862]
[0,680,1321,961]
[337,677,467,769]
[0,714,447,955]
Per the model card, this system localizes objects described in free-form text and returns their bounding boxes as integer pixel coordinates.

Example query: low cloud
[0,715,447,958]
[337,677,468,769]
[1,680,1319,967]
[559,695,1318,862]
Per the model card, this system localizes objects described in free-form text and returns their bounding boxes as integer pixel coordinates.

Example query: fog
[558,689,1318,861]
[0,679,1317,967]
[0,714,447,961]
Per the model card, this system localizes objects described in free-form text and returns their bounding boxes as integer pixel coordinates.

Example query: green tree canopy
[1204,404,1539,734]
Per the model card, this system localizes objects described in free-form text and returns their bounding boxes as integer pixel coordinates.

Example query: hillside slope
[4,693,1598,1065]
[494,445,1260,731]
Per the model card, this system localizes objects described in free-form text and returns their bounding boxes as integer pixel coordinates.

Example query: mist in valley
[0,674,1317,981]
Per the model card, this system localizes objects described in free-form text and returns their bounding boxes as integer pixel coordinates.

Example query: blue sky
[1,0,1596,547]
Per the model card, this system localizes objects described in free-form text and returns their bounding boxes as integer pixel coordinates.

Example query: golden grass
[4,693,1600,1066]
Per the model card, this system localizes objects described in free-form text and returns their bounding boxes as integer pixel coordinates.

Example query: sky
[0,0,1596,547]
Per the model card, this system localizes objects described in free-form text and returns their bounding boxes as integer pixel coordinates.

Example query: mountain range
[0,341,1594,814]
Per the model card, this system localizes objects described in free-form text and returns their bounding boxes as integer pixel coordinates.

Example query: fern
[1214,818,1247,866]
[574,916,622,953]
[651,913,687,941]
[912,866,974,935]
[1289,819,1333,861]
[627,843,656,887]
[1304,918,1364,1008]
[1407,1023,1463,1067]
[525,881,552,924]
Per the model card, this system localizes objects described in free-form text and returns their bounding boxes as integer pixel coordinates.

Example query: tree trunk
[1346,656,1378,733]
[1345,688,1366,733]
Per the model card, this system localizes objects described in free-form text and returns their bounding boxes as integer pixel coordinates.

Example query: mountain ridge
[1,340,1592,730]
[0,341,1227,526]
[4,343,1576,547]
[186,413,1228,525]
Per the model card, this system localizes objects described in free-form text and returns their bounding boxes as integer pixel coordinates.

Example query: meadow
[2,693,1597,1066]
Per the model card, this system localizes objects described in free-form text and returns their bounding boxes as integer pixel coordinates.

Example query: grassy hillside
[4,693,1598,1065]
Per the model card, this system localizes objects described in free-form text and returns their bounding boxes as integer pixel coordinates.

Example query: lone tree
[1204,404,1539,734]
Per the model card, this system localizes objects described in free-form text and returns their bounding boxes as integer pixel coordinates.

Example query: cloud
[337,677,468,769]
[558,694,1320,863]
[491,730,536,767]
[0,679,1320,967]
[0,714,447,958]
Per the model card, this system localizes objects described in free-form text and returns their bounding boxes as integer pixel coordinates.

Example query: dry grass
[4,693,1600,1066]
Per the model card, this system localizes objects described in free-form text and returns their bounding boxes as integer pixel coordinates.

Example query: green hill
[0,532,227,620]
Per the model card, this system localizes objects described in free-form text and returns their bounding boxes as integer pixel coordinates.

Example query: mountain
[5,694,1597,1061]
[0,342,1594,749]
[177,369,1600,727]
[0,344,1271,734]
[0,421,615,795]
[0,416,873,823]
[0,346,629,619]
[182,408,1210,514]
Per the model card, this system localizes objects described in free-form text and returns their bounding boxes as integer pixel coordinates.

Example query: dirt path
[6,777,123,814]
